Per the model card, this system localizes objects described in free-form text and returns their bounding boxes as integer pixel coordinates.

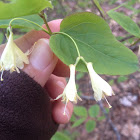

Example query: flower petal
[65,65,77,102]
[0,30,29,76]
[87,62,114,101]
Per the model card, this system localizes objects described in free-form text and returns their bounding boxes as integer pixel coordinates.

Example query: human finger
[45,74,73,124]
[23,38,58,87]
[45,74,66,98]
[52,100,73,124]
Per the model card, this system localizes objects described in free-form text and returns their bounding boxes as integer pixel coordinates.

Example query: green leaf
[13,34,23,40]
[0,14,43,30]
[105,108,110,114]
[50,12,139,75]
[0,0,52,19]
[74,106,87,118]
[117,76,128,83]
[108,79,114,86]
[51,132,71,140]
[85,120,96,133]
[70,114,77,122]
[72,118,86,128]
[88,105,100,118]
[108,2,127,11]
[107,11,140,38]
[0,32,4,44]
[97,116,106,121]
[76,72,84,80]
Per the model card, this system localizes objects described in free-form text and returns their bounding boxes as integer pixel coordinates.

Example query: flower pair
[0,29,29,81]
[56,61,114,115]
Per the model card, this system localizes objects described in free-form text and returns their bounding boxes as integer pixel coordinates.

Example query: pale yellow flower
[0,31,29,81]
[87,62,114,108]
[55,64,82,115]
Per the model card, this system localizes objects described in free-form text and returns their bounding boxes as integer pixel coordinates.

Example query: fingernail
[30,39,53,70]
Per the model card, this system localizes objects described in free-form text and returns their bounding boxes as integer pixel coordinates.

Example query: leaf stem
[108,2,127,12]
[9,18,50,35]
[39,11,52,35]
[74,57,81,66]
[53,32,81,57]
[80,56,88,65]
[74,56,88,66]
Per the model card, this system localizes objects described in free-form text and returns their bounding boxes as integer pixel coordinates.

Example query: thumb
[23,39,58,87]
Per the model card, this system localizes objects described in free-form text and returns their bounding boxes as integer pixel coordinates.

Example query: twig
[129,38,140,48]
[39,11,52,35]
[119,35,134,42]
[91,0,105,20]
[81,95,121,140]
[81,95,94,100]
[98,101,121,140]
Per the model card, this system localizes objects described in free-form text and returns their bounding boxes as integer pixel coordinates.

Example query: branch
[39,11,52,35]
[91,0,105,20]
[81,95,121,140]
[98,101,121,140]
[129,38,140,48]
[119,35,134,42]
[81,95,94,100]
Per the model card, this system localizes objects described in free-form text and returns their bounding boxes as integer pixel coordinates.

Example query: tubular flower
[55,64,82,115]
[87,62,114,108]
[0,31,29,81]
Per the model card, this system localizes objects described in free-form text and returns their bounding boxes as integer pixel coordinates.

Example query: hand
[0,19,73,124]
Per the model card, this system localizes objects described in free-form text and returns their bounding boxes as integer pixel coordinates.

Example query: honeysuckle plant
[0,0,139,115]
[0,27,29,81]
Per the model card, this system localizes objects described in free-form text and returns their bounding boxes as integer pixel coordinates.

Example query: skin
[0,19,73,124]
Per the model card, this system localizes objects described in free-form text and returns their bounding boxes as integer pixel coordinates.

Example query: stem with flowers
[9,18,50,35]
[39,11,52,35]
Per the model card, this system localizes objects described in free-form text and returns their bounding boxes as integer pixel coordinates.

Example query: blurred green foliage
[117,76,128,83]
[51,132,71,140]
[70,105,109,132]
[0,32,4,44]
